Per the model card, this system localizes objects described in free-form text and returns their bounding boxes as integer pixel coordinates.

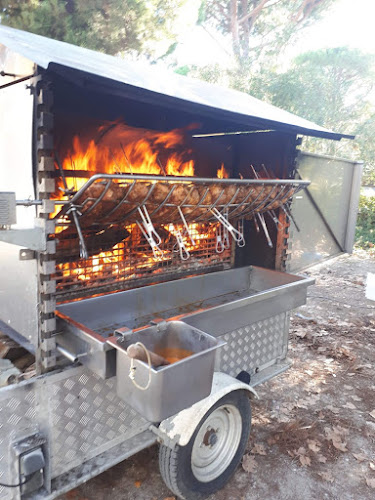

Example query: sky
[174,0,375,67]
[290,0,375,54]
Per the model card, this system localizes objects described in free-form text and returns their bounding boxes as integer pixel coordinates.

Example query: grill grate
[54,222,231,301]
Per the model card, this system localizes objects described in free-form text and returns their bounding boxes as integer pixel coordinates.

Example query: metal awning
[0,25,353,141]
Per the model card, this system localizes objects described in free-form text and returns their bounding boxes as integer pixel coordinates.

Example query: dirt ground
[60,251,375,500]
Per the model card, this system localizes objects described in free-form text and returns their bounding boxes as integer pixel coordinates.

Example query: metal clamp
[216,231,225,253]
[172,225,190,260]
[137,206,162,245]
[210,208,245,246]
[66,205,89,259]
[215,215,230,253]
[237,218,245,247]
[136,221,164,260]
[178,207,195,245]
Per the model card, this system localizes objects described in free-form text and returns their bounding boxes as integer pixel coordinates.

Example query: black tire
[159,390,251,500]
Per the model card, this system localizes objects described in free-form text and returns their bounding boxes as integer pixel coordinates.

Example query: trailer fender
[156,372,258,448]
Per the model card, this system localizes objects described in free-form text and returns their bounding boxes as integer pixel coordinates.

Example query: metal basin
[107,321,225,422]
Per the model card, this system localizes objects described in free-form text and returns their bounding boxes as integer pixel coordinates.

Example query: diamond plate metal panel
[0,366,149,496]
[217,313,288,377]
[48,368,149,477]
[0,383,39,500]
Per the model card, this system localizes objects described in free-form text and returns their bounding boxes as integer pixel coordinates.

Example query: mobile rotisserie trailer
[0,26,352,500]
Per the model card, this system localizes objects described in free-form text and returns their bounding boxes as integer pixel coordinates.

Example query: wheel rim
[191,403,242,483]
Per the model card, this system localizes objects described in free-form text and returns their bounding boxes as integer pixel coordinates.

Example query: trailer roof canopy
[0,25,353,141]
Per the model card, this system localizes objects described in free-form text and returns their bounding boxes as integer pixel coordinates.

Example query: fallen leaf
[353,453,367,462]
[307,439,321,453]
[316,454,327,463]
[325,427,348,452]
[252,443,267,455]
[299,455,311,467]
[370,462,375,471]
[326,405,340,414]
[332,437,348,452]
[343,402,356,409]
[319,471,334,483]
[296,399,308,409]
[267,436,277,446]
[296,447,307,456]
[366,478,375,489]
[369,410,375,420]
[344,385,353,390]
[134,481,141,488]
[351,395,362,401]
[332,425,349,436]
[242,454,257,473]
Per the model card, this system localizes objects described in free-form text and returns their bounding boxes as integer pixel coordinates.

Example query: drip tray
[55,266,314,381]
[107,321,225,422]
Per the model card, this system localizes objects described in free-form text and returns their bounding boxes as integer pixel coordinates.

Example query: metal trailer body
[0,26,355,499]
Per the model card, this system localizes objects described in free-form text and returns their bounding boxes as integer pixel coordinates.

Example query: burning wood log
[56,224,130,262]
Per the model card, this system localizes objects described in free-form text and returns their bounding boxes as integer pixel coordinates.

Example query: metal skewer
[256,212,273,248]
[281,204,300,232]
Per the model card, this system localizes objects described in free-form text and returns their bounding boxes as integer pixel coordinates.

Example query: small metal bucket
[109,321,225,422]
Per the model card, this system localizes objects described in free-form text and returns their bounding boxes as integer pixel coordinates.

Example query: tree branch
[238,0,273,25]
[291,0,326,24]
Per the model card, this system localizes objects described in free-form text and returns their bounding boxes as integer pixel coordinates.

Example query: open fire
[53,121,232,299]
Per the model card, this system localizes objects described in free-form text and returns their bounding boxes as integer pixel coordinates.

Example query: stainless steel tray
[107,321,225,422]
[55,266,314,379]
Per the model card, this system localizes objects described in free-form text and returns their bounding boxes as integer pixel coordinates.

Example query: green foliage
[268,48,374,129]
[257,47,375,162]
[198,0,335,67]
[0,0,185,56]
[355,195,375,250]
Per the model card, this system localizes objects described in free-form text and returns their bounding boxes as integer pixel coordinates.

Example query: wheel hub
[191,404,242,483]
[203,427,218,447]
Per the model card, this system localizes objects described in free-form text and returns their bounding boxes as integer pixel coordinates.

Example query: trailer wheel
[159,390,251,500]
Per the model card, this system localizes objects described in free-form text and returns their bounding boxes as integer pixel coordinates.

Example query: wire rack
[55,173,309,226]
[53,173,309,260]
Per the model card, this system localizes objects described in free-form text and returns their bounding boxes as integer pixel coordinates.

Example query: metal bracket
[0,226,46,251]
[19,248,36,260]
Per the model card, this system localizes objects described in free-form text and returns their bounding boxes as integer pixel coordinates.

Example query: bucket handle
[129,341,152,391]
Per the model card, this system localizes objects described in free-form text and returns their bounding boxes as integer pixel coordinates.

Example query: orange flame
[54,121,232,293]
[217,163,229,179]
[60,122,196,184]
